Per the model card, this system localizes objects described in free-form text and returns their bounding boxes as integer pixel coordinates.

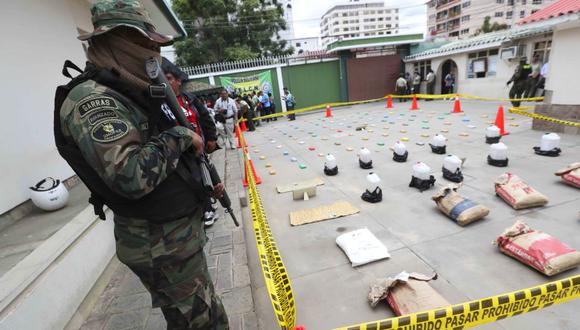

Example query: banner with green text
[219,71,273,96]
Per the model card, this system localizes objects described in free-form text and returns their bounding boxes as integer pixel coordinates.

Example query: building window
[495,12,504,17]
[508,0,514,5]
[533,40,552,62]
[532,0,542,4]
[378,10,384,14]
[295,42,301,47]
[520,10,526,17]
[378,17,384,21]
[461,28,470,34]
[386,17,392,20]
[413,60,432,79]
[370,18,376,22]
[343,28,349,31]
[378,32,384,35]
[522,0,527,4]
[506,11,513,19]
[461,15,470,22]
[467,49,499,78]
[496,0,504,3]
[463,1,471,8]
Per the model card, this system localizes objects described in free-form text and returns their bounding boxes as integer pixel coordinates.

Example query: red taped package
[555,162,580,188]
[495,173,548,209]
[495,220,580,276]
[368,272,450,315]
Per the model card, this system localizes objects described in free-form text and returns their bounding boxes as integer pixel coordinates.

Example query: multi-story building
[427,0,555,38]
[288,37,322,55]
[320,0,400,48]
[279,0,295,42]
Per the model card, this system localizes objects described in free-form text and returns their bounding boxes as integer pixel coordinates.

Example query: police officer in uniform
[54,1,228,329]
[507,58,532,107]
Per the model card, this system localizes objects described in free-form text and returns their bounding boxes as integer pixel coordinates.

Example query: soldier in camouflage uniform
[55,1,229,329]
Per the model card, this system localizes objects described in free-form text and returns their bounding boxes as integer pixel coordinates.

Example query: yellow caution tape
[245,94,544,122]
[237,128,296,329]
[509,106,580,128]
[334,275,580,330]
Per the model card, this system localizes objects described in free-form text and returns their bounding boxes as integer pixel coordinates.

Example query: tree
[172,0,293,66]
[474,16,509,35]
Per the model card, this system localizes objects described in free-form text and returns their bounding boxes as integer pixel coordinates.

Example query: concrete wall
[0,0,91,214]
[546,26,580,105]
[282,61,342,108]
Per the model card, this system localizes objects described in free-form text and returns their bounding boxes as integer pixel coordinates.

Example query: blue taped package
[432,185,490,226]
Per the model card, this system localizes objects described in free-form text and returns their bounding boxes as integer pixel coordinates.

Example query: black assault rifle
[145,57,239,227]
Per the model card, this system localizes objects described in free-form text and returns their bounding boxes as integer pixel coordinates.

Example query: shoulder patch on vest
[78,96,118,118]
[87,109,118,125]
[91,119,129,143]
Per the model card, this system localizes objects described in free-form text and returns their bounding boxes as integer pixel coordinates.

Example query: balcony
[436,0,460,9]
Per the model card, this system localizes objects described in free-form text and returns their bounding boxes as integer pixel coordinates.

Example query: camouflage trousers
[114,211,229,329]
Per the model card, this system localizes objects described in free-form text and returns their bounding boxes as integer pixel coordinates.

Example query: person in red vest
[165,66,222,227]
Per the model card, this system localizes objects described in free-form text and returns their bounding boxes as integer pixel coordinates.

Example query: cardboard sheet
[276,177,325,193]
[289,200,359,226]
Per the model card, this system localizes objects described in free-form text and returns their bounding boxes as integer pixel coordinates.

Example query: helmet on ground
[30,177,69,211]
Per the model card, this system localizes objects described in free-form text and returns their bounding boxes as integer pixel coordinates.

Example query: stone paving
[79,147,257,330]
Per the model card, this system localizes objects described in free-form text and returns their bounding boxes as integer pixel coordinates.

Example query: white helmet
[29,177,69,211]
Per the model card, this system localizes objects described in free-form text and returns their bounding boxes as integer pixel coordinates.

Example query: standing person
[412,71,421,94]
[214,89,237,149]
[282,87,296,120]
[444,72,455,95]
[53,1,228,329]
[164,65,221,227]
[405,72,413,95]
[395,73,407,102]
[260,90,272,123]
[526,54,542,98]
[426,69,436,99]
[507,58,532,107]
[250,91,260,127]
[268,92,277,121]
[536,61,549,97]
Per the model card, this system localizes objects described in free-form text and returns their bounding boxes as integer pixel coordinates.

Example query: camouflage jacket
[60,79,193,199]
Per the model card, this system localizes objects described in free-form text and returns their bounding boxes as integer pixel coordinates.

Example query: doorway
[440,59,458,94]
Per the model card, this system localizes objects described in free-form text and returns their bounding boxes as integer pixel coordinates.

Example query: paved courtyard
[242,99,580,329]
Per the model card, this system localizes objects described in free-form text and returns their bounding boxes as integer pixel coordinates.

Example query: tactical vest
[54,61,206,223]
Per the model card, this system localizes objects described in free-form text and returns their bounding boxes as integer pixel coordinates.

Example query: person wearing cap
[54,1,228,329]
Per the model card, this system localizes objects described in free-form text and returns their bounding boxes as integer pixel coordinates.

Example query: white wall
[546,26,580,105]
[0,0,90,214]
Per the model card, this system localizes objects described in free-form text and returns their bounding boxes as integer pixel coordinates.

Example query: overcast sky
[291,0,427,39]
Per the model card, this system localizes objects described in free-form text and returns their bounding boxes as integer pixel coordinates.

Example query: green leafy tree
[475,16,509,35]
[173,0,293,66]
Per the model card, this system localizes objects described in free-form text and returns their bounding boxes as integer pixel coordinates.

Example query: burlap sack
[368,272,449,316]
[432,185,489,226]
[495,173,548,209]
[555,162,580,188]
[495,220,580,276]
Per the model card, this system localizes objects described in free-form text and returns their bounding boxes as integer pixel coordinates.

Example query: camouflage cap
[78,0,173,46]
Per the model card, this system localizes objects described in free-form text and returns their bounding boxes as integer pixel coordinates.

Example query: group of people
[394,70,456,102]
[197,87,296,149]
[507,54,548,106]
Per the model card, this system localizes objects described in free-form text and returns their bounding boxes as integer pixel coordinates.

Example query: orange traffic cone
[325,104,332,117]
[240,120,248,132]
[242,154,261,187]
[236,126,247,149]
[494,105,510,136]
[386,95,393,109]
[410,94,419,110]
[452,96,462,113]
